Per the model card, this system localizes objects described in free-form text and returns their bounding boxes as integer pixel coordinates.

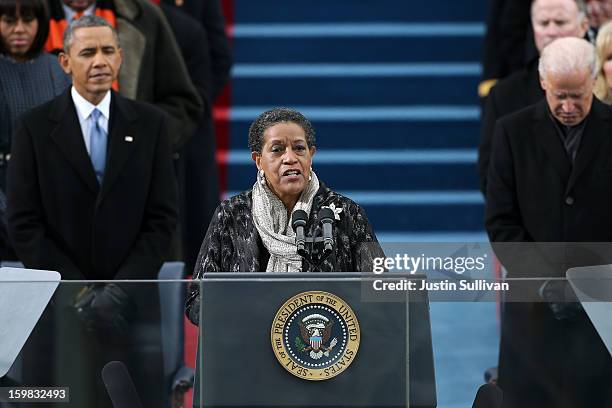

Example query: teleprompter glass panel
[0,276,193,408]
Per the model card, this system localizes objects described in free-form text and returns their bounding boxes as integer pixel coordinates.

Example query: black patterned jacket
[185,183,383,324]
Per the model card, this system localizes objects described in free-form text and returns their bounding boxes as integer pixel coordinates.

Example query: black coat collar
[532,97,611,193]
[523,58,545,105]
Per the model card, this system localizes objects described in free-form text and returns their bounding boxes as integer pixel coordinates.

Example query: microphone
[318,207,335,255]
[102,361,143,408]
[471,383,503,408]
[292,210,309,256]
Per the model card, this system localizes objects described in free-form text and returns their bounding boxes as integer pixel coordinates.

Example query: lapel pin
[124,136,134,142]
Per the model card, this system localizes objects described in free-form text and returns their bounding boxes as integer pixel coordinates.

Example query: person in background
[162,0,232,101]
[586,0,612,28]
[0,0,70,261]
[480,0,534,99]
[479,0,610,99]
[156,0,232,274]
[478,0,589,195]
[594,19,612,102]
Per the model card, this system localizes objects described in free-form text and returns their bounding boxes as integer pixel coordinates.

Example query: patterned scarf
[252,171,320,272]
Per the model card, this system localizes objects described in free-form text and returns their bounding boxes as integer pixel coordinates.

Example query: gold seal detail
[270,291,360,381]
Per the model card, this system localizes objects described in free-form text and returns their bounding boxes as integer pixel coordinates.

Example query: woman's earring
[258,169,266,185]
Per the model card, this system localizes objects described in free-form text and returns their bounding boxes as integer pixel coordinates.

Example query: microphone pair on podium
[291,207,335,269]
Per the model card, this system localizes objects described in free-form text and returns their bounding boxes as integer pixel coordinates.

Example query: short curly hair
[248,108,316,154]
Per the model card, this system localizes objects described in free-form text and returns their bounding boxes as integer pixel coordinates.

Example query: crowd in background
[0,0,231,273]
[480,0,612,97]
[480,1,612,407]
[0,1,230,406]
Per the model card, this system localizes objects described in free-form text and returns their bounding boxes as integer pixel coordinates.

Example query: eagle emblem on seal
[296,314,338,360]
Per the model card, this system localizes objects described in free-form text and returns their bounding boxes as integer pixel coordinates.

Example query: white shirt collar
[62,2,96,22]
[71,86,111,121]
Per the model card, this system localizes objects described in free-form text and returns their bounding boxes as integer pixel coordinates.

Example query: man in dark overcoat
[7,16,178,407]
[486,37,612,407]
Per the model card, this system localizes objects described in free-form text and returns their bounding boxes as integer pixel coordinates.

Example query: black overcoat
[478,59,543,194]
[7,89,178,407]
[485,98,612,408]
[7,89,178,281]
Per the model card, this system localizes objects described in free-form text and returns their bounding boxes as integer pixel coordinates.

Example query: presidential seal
[271,291,360,381]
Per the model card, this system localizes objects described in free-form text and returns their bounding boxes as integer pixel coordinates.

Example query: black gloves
[73,283,135,335]
[538,280,583,321]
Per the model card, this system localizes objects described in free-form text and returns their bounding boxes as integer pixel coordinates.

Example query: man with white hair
[478,0,589,195]
[486,37,612,407]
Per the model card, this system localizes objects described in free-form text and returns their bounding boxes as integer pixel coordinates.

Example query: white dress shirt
[71,86,110,155]
[62,2,96,22]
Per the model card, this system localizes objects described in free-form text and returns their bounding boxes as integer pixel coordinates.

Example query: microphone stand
[292,208,335,272]
[295,226,334,272]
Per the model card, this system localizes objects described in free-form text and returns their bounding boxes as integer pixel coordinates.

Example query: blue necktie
[89,109,107,184]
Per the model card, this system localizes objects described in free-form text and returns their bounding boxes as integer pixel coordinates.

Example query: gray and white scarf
[252,171,320,272]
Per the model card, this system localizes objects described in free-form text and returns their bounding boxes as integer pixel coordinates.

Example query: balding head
[531,0,589,53]
[539,37,597,125]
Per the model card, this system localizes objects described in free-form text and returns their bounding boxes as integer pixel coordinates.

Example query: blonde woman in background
[595,20,612,103]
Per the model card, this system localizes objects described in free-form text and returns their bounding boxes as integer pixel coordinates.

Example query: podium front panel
[197,272,436,408]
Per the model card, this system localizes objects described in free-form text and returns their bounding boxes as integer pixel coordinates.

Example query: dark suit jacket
[114,0,204,148]
[498,0,535,75]
[486,98,612,243]
[160,3,212,108]
[485,98,612,408]
[7,90,178,281]
[481,0,536,84]
[478,59,543,194]
[163,0,232,100]
[160,3,221,272]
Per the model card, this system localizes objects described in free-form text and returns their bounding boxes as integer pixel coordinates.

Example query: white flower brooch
[322,203,343,220]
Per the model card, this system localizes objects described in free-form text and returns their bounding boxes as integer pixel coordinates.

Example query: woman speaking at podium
[186,108,383,324]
